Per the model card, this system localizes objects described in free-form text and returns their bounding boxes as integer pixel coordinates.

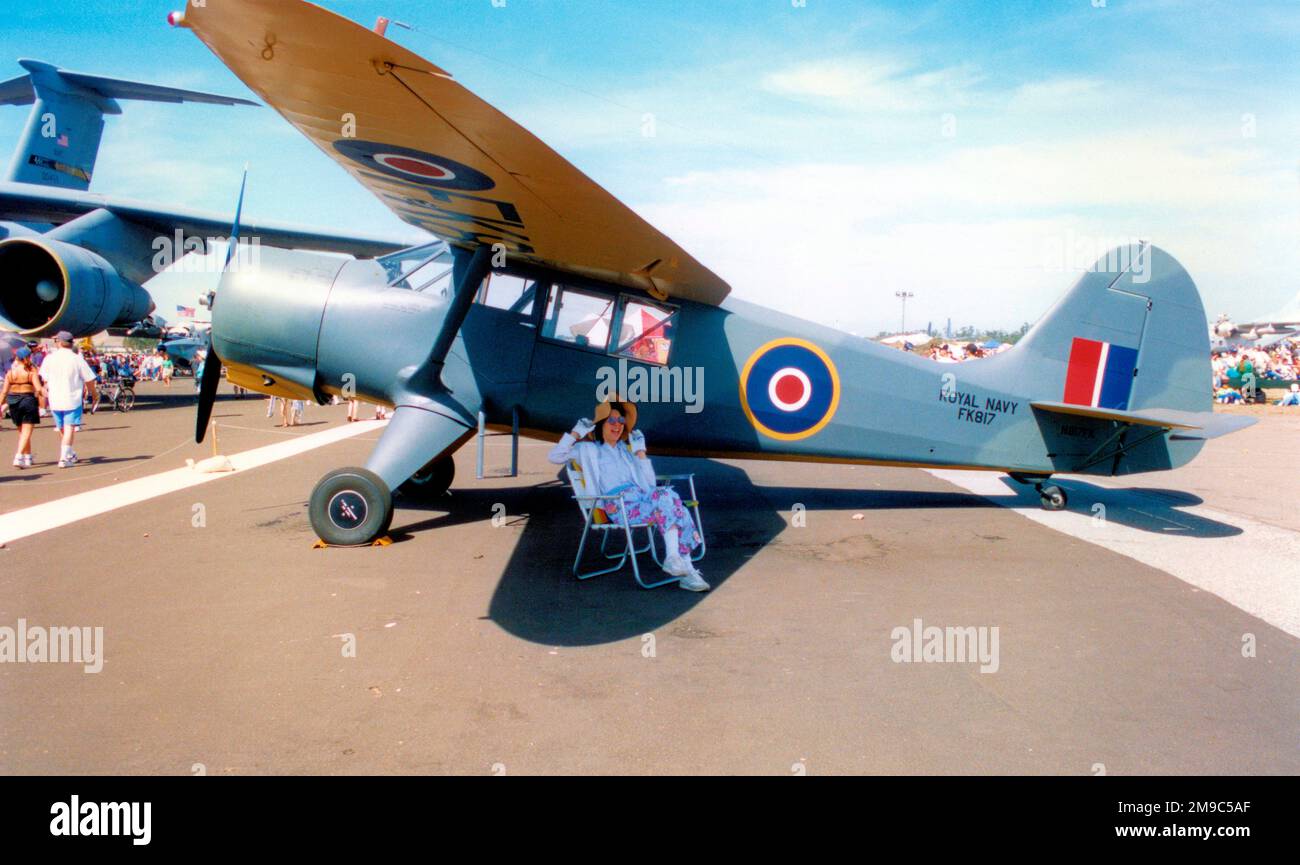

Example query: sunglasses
[605,417,626,426]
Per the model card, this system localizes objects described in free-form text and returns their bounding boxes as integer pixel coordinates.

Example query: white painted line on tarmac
[0,420,388,547]
[927,470,1300,639]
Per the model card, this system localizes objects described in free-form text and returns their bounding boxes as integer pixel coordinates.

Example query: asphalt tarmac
[1,382,1296,775]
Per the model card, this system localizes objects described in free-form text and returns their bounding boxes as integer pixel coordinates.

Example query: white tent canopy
[879,332,933,346]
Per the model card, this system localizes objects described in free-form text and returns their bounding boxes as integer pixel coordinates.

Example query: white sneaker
[662,554,692,577]
[22,455,31,469]
[678,570,711,592]
[12,456,23,469]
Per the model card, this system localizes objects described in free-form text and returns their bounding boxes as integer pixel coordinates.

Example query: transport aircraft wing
[0,182,409,273]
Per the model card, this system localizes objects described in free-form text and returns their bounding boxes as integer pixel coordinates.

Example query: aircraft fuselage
[213,246,1204,484]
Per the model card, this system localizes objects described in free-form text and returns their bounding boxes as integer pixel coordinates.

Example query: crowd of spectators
[80,348,179,384]
[1213,340,1300,405]
[0,339,191,468]
[923,341,1013,363]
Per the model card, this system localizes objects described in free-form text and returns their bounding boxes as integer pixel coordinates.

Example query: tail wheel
[1039,484,1068,511]
[399,455,455,501]
[309,468,394,547]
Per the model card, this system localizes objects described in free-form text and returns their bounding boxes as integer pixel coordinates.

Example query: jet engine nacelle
[0,237,155,338]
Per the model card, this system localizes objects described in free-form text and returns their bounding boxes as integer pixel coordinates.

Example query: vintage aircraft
[160,337,203,372]
[0,58,408,340]
[173,0,1253,548]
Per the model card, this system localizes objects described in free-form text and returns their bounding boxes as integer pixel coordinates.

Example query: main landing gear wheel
[1037,483,1068,511]
[399,455,455,501]
[309,468,394,547]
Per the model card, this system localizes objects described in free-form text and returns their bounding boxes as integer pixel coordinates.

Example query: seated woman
[548,400,707,592]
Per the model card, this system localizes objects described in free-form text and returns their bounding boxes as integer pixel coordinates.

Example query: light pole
[895,291,914,334]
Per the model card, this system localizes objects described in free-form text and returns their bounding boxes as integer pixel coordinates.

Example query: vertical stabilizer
[0,58,256,191]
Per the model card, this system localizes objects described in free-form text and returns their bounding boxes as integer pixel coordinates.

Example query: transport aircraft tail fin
[1,58,256,192]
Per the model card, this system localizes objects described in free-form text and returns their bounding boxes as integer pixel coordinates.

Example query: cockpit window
[613,297,677,366]
[541,285,616,351]
[476,272,538,316]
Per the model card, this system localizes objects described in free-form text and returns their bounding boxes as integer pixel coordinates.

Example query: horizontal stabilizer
[49,70,257,107]
[0,75,35,106]
[1031,401,1256,439]
[5,59,257,109]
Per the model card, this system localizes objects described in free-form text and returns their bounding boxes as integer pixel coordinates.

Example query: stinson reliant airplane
[162,0,1250,548]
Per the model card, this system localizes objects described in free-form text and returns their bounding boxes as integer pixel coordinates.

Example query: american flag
[176,306,196,317]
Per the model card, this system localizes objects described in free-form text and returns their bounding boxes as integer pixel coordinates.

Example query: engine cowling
[0,237,155,338]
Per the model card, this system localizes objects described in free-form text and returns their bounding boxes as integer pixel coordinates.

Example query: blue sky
[2,0,1297,334]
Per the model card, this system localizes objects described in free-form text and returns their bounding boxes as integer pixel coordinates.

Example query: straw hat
[593,398,637,431]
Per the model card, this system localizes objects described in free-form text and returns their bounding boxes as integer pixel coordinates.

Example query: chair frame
[566,465,706,589]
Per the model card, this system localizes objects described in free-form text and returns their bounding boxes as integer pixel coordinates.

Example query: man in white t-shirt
[38,332,98,468]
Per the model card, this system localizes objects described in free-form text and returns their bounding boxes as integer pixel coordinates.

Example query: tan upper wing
[181,0,730,305]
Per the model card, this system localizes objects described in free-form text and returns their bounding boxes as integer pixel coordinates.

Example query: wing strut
[425,244,492,387]
[1072,424,1169,474]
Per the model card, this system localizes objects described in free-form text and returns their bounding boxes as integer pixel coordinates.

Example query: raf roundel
[373,153,456,182]
[740,339,842,441]
[332,140,496,191]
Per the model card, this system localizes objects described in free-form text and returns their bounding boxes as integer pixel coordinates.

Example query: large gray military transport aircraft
[0,58,406,340]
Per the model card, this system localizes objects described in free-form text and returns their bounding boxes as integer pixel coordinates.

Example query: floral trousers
[604,486,701,558]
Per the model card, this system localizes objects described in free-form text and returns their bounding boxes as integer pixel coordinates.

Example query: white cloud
[762,56,983,113]
[662,133,1280,215]
[1007,78,1106,112]
[638,132,1299,333]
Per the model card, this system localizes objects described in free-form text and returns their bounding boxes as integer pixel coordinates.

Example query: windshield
[378,241,454,293]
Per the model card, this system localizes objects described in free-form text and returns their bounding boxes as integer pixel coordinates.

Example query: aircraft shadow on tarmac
[383,456,1096,647]
[383,455,1246,647]
[991,476,1242,539]
[388,457,789,646]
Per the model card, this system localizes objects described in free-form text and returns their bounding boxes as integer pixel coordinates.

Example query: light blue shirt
[592,440,653,495]
[548,433,657,496]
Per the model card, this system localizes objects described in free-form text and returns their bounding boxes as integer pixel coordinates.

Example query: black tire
[115,389,135,413]
[1039,485,1068,511]
[399,455,455,501]
[309,468,394,547]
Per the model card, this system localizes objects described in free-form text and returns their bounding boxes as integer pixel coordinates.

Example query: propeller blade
[195,345,222,444]
[224,165,248,270]
[196,166,247,444]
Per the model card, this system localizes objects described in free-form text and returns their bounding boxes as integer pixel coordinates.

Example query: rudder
[1016,243,1210,417]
